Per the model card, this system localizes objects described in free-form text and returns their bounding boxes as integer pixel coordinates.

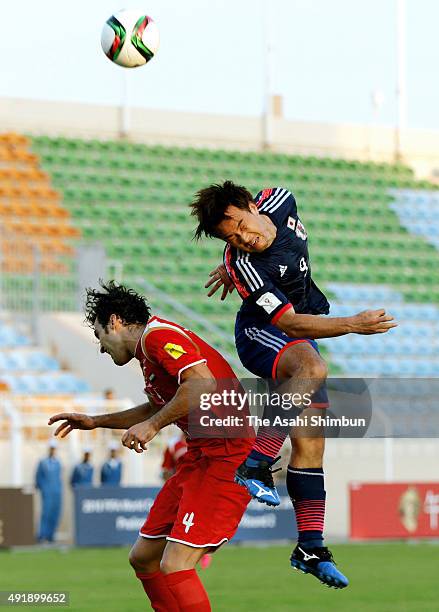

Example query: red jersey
[135,315,254,448]
[161,435,188,473]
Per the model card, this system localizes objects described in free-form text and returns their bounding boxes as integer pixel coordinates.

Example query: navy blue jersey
[223,187,330,324]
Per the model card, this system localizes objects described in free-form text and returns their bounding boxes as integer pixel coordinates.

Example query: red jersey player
[161,432,188,481]
[48,281,253,612]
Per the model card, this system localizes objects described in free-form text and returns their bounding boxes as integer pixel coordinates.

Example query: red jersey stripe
[224,244,250,298]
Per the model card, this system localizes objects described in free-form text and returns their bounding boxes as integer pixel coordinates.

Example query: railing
[0,232,79,319]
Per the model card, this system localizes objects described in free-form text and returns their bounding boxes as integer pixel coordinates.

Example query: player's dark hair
[190,180,254,240]
[84,280,151,328]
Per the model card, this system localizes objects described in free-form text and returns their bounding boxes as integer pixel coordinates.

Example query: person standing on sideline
[35,440,62,543]
[100,441,122,486]
[70,448,94,487]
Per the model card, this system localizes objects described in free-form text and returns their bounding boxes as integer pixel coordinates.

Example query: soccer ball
[101,9,160,68]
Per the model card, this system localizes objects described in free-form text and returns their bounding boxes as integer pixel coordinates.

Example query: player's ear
[109,314,118,329]
[248,202,259,215]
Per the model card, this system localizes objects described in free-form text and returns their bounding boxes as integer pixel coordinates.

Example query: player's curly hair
[84,280,151,328]
[190,180,254,240]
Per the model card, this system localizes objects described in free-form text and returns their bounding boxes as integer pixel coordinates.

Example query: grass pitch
[1,543,437,611]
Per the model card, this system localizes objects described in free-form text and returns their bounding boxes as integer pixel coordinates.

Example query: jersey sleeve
[255,187,297,222]
[144,329,207,383]
[224,246,293,324]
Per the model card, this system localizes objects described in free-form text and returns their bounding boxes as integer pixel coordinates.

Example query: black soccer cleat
[290,545,349,589]
[234,456,281,506]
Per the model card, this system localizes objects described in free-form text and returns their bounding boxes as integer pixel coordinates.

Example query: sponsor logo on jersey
[279,265,288,277]
[256,292,282,314]
[287,216,296,231]
[163,343,187,360]
[296,219,307,240]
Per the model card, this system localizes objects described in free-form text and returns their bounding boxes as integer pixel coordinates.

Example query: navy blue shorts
[235,311,329,407]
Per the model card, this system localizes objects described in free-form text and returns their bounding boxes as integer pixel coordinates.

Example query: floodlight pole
[395,0,407,162]
[262,0,274,151]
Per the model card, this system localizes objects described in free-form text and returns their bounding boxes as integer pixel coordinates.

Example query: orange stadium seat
[0,200,69,219]
[10,149,38,164]
[37,239,75,257]
[0,133,28,146]
[48,205,70,219]
[0,184,20,198]
[0,254,68,275]
[1,257,33,274]
[0,167,47,184]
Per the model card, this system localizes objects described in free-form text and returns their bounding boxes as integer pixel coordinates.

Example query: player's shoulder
[141,316,189,349]
[255,186,297,219]
[141,316,201,360]
[145,315,195,340]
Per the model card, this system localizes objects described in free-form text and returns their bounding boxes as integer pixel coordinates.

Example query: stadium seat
[25,133,439,377]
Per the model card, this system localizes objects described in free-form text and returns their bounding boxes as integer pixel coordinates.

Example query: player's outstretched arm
[205,263,235,300]
[48,402,159,438]
[121,364,216,453]
[275,307,397,339]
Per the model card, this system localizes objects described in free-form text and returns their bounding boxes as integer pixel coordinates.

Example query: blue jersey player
[191,181,396,589]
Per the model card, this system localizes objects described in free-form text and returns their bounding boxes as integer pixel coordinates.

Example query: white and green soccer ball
[101,8,160,68]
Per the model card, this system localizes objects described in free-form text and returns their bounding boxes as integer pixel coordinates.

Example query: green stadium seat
[26,133,439,352]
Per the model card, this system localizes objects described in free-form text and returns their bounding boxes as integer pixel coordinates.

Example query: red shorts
[140,439,252,548]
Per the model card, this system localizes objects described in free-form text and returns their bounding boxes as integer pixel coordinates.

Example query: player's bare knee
[160,553,194,575]
[160,543,202,575]
[129,541,161,573]
[277,344,327,384]
[128,546,144,571]
[304,354,327,384]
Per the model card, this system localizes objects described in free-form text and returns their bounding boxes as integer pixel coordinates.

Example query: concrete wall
[1,97,439,178]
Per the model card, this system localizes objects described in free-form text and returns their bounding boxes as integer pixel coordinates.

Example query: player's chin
[112,355,131,366]
[249,241,266,252]
[242,241,263,253]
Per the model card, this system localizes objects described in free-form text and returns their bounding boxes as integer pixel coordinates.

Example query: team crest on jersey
[287,216,296,231]
[163,343,187,360]
[295,219,307,240]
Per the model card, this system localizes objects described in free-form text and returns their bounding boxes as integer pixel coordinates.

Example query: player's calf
[129,537,180,612]
[161,542,212,611]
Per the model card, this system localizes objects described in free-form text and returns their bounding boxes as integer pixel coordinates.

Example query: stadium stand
[25,135,439,377]
[0,133,80,315]
[0,315,89,395]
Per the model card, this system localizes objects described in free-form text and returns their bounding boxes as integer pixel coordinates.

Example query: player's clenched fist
[48,413,97,438]
[122,420,160,453]
[351,309,398,334]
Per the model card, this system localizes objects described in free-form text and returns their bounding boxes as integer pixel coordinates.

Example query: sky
[2,0,439,129]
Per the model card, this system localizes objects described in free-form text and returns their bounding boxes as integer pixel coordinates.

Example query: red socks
[164,569,211,612]
[136,570,180,612]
